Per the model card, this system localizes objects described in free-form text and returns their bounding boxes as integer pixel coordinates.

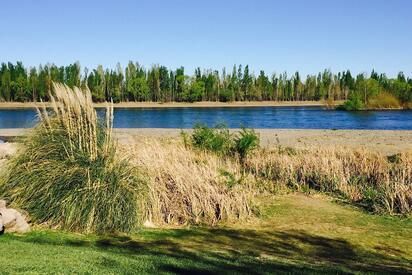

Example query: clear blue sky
[1,0,411,77]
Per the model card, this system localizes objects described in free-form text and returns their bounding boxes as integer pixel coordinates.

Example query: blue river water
[0,107,411,130]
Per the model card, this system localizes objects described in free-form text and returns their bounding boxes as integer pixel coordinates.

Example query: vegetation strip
[0,62,411,110]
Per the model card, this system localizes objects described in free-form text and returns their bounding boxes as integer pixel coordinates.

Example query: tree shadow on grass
[9,228,412,274]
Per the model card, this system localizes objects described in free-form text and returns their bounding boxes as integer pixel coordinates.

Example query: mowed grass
[1,193,411,274]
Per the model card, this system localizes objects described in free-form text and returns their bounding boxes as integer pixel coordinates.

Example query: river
[0,107,411,130]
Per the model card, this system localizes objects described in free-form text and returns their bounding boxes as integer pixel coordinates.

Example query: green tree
[1,64,12,101]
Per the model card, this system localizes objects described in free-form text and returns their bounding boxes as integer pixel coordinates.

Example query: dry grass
[245,146,412,215]
[121,139,253,226]
[37,83,114,160]
[120,138,412,224]
[404,102,412,109]
[367,92,401,109]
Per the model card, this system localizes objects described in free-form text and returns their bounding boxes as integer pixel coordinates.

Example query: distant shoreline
[0,100,338,109]
[1,100,410,111]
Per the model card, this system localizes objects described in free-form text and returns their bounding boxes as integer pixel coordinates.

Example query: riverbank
[2,128,411,155]
[0,100,339,109]
[2,100,411,111]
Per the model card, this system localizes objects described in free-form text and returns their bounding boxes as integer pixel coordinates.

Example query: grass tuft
[0,83,146,233]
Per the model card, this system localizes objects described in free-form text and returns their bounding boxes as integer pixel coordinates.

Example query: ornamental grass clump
[0,83,146,233]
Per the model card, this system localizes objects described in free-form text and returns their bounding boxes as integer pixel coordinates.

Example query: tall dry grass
[245,147,412,215]
[122,139,253,226]
[122,130,412,220]
[0,83,146,233]
[37,83,115,160]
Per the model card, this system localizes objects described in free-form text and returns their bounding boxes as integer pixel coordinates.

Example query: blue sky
[0,0,411,77]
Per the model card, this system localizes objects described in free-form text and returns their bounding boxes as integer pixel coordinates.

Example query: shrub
[340,95,365,111]
[218,89,234,102]
[189,124,260,159]
[191,123,234,155]
[234,128,260,159]
[403,102,412,109]
[0,83,146,233]
[367,92,401,109]
[324,98,336,109]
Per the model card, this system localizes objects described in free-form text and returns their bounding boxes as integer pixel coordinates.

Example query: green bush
[189,124,259,158]
[191,123,234,155]
[234,128,260,159]
[341,95,365,111]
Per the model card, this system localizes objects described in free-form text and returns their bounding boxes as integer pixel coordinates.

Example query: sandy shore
[1,128,411,155]
[0,100,339,109]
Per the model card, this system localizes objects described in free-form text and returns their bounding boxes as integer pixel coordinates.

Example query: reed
[123,135,412,222]
[0,83,146,233]
[245,147,412,215]
[122,139,253,226]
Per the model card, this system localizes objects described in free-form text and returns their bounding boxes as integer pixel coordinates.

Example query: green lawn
[1,193,411,274]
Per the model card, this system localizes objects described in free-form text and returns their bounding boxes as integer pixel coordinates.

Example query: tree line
[0,61,411,107]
